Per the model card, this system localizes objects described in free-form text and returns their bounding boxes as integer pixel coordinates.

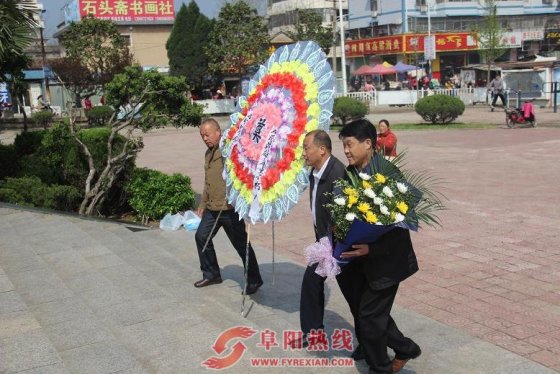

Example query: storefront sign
[545,29,560,48]
[346,36,404,57]
[0,82,10,106]
[424,35,436,60]
[500,32,522,48]
[79,0,174,22]
[345,32,478,57]
[521,30,544,41]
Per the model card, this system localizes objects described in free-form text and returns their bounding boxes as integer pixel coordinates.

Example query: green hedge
[85,105,114,127]
[333,97,368,125]
[0,176,82,211]
[0,144,18,180]
[126,168,195,221]
[8,123,135,215]
[414,94,465,124]
[31,110,55,129]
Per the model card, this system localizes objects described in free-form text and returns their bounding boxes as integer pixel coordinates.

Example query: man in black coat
[337,119,421,374]
[297,130,346,346]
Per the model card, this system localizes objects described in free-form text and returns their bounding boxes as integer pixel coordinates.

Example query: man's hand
[197,207,205,217]
[339,243,369,258]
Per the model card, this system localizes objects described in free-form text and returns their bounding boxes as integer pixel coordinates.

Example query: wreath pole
[241,222,254,318]
[272,221,276,285]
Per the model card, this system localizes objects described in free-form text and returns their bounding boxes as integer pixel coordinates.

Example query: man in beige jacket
[194,118,263,295]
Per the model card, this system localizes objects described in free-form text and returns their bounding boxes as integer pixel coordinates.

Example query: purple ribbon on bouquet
[304,236,341,279]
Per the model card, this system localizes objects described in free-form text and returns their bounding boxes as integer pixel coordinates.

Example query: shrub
[0,144,18,180]
[85,105,114,127]
[31,110,55,129]
[414,94,465,124]
[14,123,135,214]
[13,130,45,157]
[0,176,82,211]
[333,97,368,125]
[126,168,196,222]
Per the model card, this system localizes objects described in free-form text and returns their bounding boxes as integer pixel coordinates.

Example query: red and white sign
[79,0,174,22]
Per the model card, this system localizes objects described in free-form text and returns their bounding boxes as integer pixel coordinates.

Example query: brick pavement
[137,111,560,371]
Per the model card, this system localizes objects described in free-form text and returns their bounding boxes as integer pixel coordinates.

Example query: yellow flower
[375,173,386,184]
[365,211,377,223]
[343,187,358,197]
[357,202,371,213]
[362,180,372,189]
[396,201,409,214]
[347,194,358,207]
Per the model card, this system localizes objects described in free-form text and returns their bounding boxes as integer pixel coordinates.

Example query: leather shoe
[244,281,263,295]
[351,344,365,361]
[194,277,222,288]
[392,348,421,373]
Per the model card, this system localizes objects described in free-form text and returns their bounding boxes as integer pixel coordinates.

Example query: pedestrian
[376,119,397,159]
[194,118,264,295]
[297,130,346,348]
[489,73,506,110]
[84,96,92,111]
[336,118,422,374]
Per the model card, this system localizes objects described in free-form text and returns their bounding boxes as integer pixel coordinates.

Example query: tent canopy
[370,64,396,75]
[394,62,419,73]
[353,65,377,75]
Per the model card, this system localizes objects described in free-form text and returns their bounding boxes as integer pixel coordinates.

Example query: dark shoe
[194,277,222,288]
[351,344,365,361]
[392,348,421,373]
[244,281,263,295]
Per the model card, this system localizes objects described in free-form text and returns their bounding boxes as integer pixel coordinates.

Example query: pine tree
[166,1,212,89]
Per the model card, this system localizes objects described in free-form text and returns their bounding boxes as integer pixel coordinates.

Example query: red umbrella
[353,65,377,75]
[370,64,397,75]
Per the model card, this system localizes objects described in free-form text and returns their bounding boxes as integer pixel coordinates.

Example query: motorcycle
[504,101,536,128]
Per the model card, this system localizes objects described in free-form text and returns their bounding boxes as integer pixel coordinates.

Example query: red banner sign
[345,32,478,57]
[79,0,174,22]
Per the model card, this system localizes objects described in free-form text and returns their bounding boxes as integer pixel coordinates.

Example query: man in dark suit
[298,130,346,347]
[337,119,421,374]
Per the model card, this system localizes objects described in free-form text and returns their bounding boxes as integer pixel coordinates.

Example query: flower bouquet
[304,154,444,278]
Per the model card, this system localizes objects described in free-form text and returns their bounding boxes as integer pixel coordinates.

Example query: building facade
[347,0,560,81]
[55,0,174,71]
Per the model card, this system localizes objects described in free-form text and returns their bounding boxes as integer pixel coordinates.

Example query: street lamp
[422,0,436,78]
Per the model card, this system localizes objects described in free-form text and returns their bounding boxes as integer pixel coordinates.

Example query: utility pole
[338,0,347,95]
[39,18,51,103]
[332,3,337,87]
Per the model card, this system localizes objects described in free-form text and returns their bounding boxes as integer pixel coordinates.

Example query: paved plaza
[1,105,560,372]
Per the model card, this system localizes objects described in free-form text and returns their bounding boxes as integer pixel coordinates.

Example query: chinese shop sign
[79,0,174,22]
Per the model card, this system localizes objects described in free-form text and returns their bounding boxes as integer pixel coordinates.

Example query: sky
[42,0,234,44]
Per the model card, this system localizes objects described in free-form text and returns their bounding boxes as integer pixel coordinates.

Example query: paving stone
[0,310,41,340]
[60,341,139,374]
[0,329,62,373]
[16,363,70,374]
[30,297,95,327]
[42,317,116,352]
[0,290,28,314]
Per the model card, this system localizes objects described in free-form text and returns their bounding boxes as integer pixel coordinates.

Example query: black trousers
[337,260,420,374]
[492,92,506,106]
[300,263,326,335]
[195,209,262,284]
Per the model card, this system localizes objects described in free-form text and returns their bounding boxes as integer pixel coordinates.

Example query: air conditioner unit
[372,11,378,18]
[543,0,552,4]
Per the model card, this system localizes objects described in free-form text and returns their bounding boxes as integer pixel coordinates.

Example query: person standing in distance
[297,130,346,347]
[194,118,263,295]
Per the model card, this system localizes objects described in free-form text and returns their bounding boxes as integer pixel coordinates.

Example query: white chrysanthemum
[373,196,383,206]
[345,213,356,221]
[382,186,394,198]
[364,188,375,199]
[380,205,390,215]
[397,182,408,193]
[394,213,405,223]
[334,197,346,206]
[358,172,371,181]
